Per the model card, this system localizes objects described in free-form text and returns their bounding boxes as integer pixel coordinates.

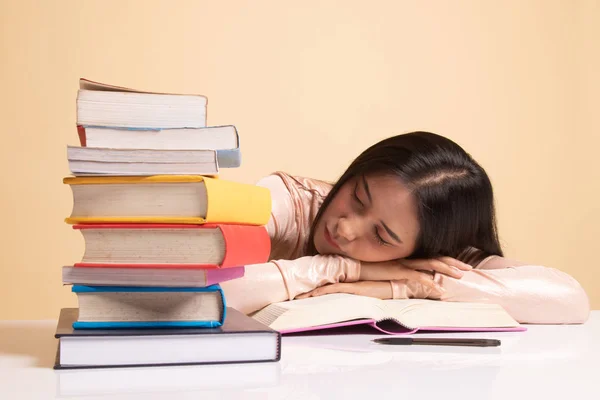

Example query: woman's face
[314,174,420,261]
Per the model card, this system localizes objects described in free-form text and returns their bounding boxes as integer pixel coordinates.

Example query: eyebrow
[362,176,403,244]
[361,175,372,203]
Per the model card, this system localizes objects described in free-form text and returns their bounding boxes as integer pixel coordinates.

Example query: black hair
[307,131,503,265]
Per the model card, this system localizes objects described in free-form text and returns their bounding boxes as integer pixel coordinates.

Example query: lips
[324,226,341,250]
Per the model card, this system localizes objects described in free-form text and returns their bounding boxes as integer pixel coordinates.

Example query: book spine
[219,225,270,267]
[203,177,271,226]
[77,125,87,146]
[216,149,241,168]
[205,266,245,285]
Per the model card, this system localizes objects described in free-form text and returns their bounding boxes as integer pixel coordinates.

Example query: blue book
[71,285,226,329]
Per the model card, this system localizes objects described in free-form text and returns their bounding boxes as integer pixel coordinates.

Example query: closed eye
[373,227,390,246]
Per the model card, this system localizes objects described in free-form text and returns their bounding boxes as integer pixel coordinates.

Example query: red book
[73,224,270,269]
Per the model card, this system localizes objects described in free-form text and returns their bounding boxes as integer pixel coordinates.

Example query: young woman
[221,132,590,324]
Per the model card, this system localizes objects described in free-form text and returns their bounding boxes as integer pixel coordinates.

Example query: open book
[251,294,525,335]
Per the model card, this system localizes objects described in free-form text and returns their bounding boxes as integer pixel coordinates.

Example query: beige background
[0,0,598,319]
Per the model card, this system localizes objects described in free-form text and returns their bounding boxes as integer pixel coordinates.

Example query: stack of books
[54,79,281,370]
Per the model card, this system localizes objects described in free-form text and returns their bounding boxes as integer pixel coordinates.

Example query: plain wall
[0,0,598,319]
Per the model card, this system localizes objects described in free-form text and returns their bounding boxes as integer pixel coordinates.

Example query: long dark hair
[306,131,503,265]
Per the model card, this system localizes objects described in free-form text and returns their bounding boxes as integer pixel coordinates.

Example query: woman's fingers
[404,269,444,292]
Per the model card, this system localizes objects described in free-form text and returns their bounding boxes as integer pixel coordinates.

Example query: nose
[336,216,361,243]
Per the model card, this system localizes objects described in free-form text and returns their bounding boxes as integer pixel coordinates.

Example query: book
[63,175,271,225]
[62,265,245,287]
[71,224,270,268]
[77,125,242,168]
[71,285,226,329]
[67,146,219,176]
[251,294,525,335]
[54,307,281,369]
[76,78,207,129]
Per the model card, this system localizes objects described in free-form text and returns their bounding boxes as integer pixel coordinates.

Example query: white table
[1,312,598,400]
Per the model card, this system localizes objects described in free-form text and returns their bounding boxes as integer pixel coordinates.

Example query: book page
[381,299,520,329]
[252,294,387,331]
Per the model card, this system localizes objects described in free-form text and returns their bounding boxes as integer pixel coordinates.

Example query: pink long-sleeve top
[221,172,590,324]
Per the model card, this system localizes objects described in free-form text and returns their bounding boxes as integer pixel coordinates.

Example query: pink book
[280,319,526,335]
[62,265,244,288]
[251,294,527,335]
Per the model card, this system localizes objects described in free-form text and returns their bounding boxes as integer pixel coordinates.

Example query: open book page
[251,294,521,332]
[251,294,387,331]
[381,299,520,329]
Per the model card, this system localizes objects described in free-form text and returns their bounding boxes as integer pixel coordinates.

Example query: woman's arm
[223,172,360,314]
[390,259,590,324]
[221,255,361,314]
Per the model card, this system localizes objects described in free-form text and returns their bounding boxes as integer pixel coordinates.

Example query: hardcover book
[252,294,525,335]
[72,223,270,268]
[54,308,281,369]
[63,175,272,225]
[71,285,226,329]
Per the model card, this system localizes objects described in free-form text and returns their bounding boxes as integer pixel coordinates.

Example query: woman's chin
[313,239,325,254]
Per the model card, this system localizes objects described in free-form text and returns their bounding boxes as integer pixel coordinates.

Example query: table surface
[1,311,598,400]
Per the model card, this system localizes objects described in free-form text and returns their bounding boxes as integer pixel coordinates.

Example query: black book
[54,308,281,370]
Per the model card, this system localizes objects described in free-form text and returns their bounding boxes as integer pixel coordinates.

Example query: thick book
[71,285,225,329]
[76,78,207,129]
[251,294,525,335]
[62,265,245,287]
[67,146,220,176]
[77,125,242,168]
[71,223,270,268]
[54,307,281,369]
[63,175,271,225]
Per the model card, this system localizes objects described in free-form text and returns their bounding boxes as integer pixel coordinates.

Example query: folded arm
[221,255,361,315]
[390,257,590,324]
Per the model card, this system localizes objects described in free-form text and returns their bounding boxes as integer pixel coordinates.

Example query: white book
[76,78,207,129]
[79,125,242,168]
[54,308,281,369]
[67,146,219,176]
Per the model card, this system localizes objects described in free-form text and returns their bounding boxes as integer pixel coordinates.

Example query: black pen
[372,337,501,347]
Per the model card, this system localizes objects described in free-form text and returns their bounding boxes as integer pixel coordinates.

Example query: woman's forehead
[362,174,419,233]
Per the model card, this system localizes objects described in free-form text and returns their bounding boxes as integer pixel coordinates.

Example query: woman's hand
[359,256,472,282]
[296,281,393,300]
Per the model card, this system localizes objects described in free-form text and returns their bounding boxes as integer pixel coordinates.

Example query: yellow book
[64,175,271,226]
